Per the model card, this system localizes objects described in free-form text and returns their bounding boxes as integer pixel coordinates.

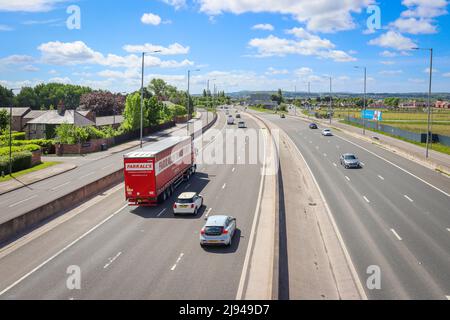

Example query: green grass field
[0,162,60,183]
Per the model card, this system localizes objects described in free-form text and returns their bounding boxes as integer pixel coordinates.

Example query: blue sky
[0,0,449,94]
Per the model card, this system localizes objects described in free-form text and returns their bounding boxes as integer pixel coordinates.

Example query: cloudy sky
[0,0,449,94]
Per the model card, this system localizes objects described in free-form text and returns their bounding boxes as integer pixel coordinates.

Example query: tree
[148,79,169,101]
[79,91,126,116]
[0,85,14,107]
[271,89,284,106]
[121,93,149,132]
[14,87,39,109]
[0,109,9,131]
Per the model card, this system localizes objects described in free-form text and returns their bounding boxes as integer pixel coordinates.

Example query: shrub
[0,144,41,157]
[0,132,26,142]
[0,151,32,175]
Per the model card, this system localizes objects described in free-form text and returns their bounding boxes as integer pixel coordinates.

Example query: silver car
[200,215,237,247]
[340,153,361,169]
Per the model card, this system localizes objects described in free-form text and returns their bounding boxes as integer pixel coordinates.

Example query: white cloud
[380,61,395,65]
[266,67,289,75]
[248,33,356,62]
[443,72,450,78]
[390,17,437,34]
[295,67,313,77]
[123,43,190,55]
[22,65,40,72]
[0,55,34,65]
[37,41,193,69]
[49,76,71,84]
[161,0,186,10]
[424,68,439,73]
[141,13,162,25]
[380,50,397,57]
[0,0,67,12]
[368,31,416,51]
[198,0,374,33]
[401,0,448,19]
[379,70,403,75]
[0,24,13,31]
[252,23,274,31]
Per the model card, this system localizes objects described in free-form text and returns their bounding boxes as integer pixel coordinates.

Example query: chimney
[57,100,65,115]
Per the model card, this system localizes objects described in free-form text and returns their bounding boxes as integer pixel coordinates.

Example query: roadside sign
[362,110,382,121]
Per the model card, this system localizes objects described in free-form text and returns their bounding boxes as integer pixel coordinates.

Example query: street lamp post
[328,77,333,125]
[355,66,367,135]
[187,69,200,135]
[140,50,161,148]
[413,47,433,158]
[8,88,21,176]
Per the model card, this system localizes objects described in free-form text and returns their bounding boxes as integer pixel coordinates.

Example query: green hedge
[0,132,26,141]
[0,144,40,157]
[4,139,55,150]
[0,151,32,175]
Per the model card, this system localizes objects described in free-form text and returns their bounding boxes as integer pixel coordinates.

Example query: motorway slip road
[0,111,268,299]
[0,112,212,227]
[256,111,450,300]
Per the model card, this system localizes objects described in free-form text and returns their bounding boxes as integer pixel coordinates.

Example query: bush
[0,132,26,142]
[0,151,32,175]
[0,144,41,157]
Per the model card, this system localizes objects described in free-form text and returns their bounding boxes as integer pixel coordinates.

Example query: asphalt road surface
[256,111,450,300]
[0,110,265,299]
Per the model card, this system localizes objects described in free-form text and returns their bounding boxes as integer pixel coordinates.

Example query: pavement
[0,111,211,226]
[254,110,450,300]
[0,109,272,300]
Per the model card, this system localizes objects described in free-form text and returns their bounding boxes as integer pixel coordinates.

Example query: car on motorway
[238,121,247,128]
[322,129,333,136]
[173,192,203,215]
[200,215,237,247]
[309,123,318,129]
[236,113,241,118]
[340,153,361,169]
[280,114,286,118]
[227,115,235,125]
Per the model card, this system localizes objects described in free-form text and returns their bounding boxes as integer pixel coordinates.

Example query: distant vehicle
[227,115,235,125]
[173,192,203,216]
[309,123,318,129]
[322,129,333,136]
[124,136,196,206]
[200,215,237,247]
[340,153,361,169]
[280,114,286,118]
[236,113,241,118]
[238,121,246,128]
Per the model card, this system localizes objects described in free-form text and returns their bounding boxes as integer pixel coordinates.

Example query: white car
[200,215,237,247]
[227,115,235,125]
[322,129,333,136]
[173,192,203,215]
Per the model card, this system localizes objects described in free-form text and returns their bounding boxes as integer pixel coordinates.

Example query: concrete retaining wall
[0,169,123,243]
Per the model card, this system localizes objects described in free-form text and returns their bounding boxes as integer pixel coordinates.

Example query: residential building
[0,107,31,131]
[435,101,450,109]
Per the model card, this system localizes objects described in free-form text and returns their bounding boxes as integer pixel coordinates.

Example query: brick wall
[31,149,42,166]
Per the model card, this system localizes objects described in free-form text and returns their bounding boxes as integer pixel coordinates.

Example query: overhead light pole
[329,77,333,125]
[412,47,433,158]
[140,50,161,148]
[355,66,367,135]
[187,69,200,135]
[8,88,21,176]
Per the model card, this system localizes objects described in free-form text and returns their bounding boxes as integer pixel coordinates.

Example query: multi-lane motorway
[0,111,265,299]
[256,111,450,300]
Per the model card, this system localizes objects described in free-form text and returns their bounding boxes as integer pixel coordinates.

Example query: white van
[227,115,234,125]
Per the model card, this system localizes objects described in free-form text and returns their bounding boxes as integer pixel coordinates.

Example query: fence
[346,118,450,146]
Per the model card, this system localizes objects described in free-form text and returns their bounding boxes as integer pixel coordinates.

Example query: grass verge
[0,162,61,183]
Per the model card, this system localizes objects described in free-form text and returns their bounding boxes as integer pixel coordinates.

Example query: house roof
[0,107,31,117]
[23,110,48,120]
[96,115,124,127]
[27,110,95,126]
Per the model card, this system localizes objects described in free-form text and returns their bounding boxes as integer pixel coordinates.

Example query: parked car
[322,129,333,136]
[340,153,361,169]
[173,192,203,215]
[200,215,237,247]
[309,123,318,129]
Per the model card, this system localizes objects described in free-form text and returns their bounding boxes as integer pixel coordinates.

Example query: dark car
[309,123,318,129]
[280,114,286,118]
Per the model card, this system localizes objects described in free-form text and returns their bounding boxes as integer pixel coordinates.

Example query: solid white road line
[363,196,370,203]
[51,182,70,191]
[404,195,414,202]
[170,253,184,271]
[103,252,122,269]
[205,208,212,218]
[0,203,128,296]
[8,195,38,208]
[323,153,327,157]
[378,175,385,181]
[334,133,450,198]
[391,229,403,241]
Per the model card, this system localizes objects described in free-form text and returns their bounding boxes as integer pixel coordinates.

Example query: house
[26,105,95,139]
[22,110,48,127]
[435,101,450,109]
[399,100,427,109]
[95,115,124,129]
[368,100,388,109]
[0,107,31,131]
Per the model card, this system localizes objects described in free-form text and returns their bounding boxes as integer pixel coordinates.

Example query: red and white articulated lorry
[123,136,196,206]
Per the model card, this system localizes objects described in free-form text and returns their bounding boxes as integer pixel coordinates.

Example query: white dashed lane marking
[391,229,403,241]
